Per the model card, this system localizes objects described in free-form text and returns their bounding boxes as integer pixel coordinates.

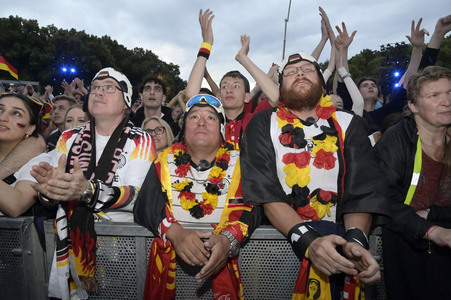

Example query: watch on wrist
[221,230,240,257]
[79,180,94,203]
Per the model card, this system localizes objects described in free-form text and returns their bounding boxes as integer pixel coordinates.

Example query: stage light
[70,68,76,73]
[394,72,400,77]
[62,67,67,72]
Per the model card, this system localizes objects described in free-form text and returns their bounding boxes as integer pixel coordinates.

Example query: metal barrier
[0,217,48,300]
[0,217,386,299]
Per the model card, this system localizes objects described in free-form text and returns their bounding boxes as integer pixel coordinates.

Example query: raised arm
[185,9,215,100]
[428,14,451,50]
[235,35,279,106]
[397,18,427,87]
[335,22,356,82]
[204,67,220,97]
[335,22,363,116]
[311,16,329,60]
[166,89,187,110]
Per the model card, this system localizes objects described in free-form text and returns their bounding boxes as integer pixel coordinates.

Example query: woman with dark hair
[374,65,451,299]
[0,92,45,216]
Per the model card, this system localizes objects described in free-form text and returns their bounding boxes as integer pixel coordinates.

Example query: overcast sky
[3,0,450,87]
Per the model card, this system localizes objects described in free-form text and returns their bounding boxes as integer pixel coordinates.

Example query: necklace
[172,142,233,219]
[277,95,340,220]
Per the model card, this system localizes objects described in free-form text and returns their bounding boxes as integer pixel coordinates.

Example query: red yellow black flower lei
[277,95,339,220]
[172,142,233,219]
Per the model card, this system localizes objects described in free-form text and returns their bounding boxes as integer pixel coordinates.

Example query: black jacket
[374,117,445,244]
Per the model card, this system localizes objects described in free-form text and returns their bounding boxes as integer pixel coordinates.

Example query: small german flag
[0,52,18,80]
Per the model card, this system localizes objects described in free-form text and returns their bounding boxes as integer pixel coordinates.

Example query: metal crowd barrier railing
[0,216,386,300]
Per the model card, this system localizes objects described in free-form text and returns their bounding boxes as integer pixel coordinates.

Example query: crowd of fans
[0,7,450,300]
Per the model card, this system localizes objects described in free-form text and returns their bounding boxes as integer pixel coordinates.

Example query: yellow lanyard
[404,135,422,205]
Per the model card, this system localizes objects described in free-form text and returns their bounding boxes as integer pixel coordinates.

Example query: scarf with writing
[49,117,133,299]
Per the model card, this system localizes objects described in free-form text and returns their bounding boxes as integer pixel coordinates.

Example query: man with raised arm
[185,9,277,150]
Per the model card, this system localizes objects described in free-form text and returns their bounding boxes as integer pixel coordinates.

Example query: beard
[281,78,323,111]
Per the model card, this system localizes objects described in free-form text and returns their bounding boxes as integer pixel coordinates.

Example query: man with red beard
[241,52,391,299]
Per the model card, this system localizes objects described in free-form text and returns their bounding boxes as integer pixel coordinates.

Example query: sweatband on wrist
[344,227,369,249]
[288,223,321,260]
[83,179,101,211]
[198,42,212,59]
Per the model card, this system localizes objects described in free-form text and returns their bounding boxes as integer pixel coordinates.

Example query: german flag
[0,53,18,80]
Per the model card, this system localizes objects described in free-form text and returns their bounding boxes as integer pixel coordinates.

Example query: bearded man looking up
[241,52,391,299]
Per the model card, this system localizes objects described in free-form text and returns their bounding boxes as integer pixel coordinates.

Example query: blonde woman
[142,116,174,155]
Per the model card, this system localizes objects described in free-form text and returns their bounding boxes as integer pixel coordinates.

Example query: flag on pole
[0,53,18,80]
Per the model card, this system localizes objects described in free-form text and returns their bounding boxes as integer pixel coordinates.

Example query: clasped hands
[166,223,231,282]
[30,154,87,202]
[308,234,381,284]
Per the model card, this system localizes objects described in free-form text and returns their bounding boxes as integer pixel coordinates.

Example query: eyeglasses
[186,95,222,109]
[145,126,165,136]
[282,64,316,77]
[90,84,122,94]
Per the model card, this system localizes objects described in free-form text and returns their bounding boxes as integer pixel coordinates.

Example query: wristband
[38,192,59,206]
[344,227,369,250]
[198,42,212,59]
[200,42,212,52]
[341,73,352,80]
[288,223,320,260]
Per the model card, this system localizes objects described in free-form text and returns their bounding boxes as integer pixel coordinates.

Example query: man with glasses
[31,67,156,298]
[241,52,391,299]
[131,75,180,136]
[134,94,261,299]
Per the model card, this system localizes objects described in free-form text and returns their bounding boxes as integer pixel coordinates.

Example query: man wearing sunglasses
[31,67,156,298]
[241,52,391,299]
[134,94,261,299]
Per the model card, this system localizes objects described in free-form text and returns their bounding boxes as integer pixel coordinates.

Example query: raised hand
[319,6,335,42]
[335,22,357,49]
[235,34,250,63]
[199,9,214,45]
[61,81,74,96]
[434,14,451,36]
[406,18,427,48]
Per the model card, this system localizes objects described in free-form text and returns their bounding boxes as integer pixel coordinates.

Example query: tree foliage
[0,15,186,98]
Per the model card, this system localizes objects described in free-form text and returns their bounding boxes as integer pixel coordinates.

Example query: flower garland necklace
[277,95,340,221]
[171,142,233,219]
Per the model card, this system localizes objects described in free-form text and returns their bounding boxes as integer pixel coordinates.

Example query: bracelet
[198,42,212,59]
[344,227,369,250]
[341,73,352,80]
[426,225,438,240]
[288,223,321,260]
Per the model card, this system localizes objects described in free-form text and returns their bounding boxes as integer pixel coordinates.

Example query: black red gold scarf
[56,117,133,294]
